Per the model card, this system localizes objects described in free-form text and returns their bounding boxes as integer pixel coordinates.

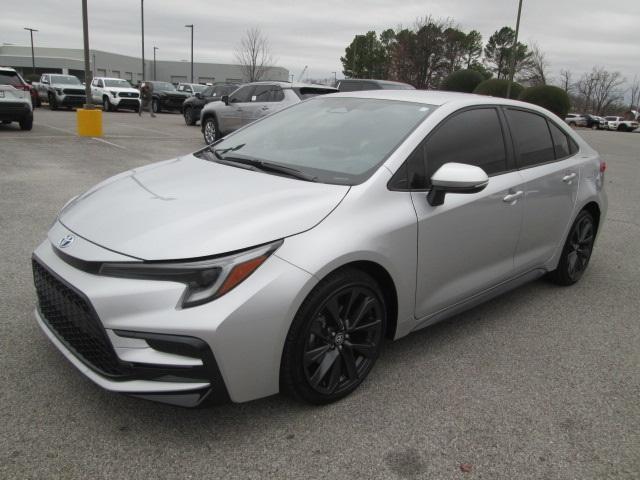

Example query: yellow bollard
[76,108,103,137]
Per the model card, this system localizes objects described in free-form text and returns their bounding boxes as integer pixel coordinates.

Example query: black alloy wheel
[281,268,386,404]
[549,210,596,285]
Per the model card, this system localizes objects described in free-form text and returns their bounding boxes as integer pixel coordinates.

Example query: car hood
[58,153,349,260]
[105,87,139,94]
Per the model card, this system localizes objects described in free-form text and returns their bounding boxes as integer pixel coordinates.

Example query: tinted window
[202,87,214,97]
[337,81,362,92]
[294,87,336,99]
[271,86,285,102]
[416,108,507,188]
[506,109,555,168]
[548,122,570,159]
[230,86,253,103]
[0,71,22,86]
[252,85,274,102]
[380,82,414,90]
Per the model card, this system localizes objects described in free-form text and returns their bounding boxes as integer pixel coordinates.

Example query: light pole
[185,24,194,83]
[24,27,38,76]
[81,0,92,106]
[140,0,145,82]
[153,46,158,80]
[506,0,524,99]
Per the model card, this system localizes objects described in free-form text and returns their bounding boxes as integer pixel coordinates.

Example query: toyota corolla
[32,90,607,407]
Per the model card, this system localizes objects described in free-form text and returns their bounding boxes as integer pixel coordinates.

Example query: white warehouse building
[0,45,289,85]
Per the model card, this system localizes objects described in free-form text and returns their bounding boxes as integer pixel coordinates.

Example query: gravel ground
[1,110,638,479]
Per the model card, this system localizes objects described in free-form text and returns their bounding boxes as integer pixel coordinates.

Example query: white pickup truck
[604,116,639,132]
[90,77,141,112]
[36,74,86,110]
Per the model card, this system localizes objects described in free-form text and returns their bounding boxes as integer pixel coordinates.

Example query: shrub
[519,85,571,118]
[441,69,484,93]
[473,78,523,98]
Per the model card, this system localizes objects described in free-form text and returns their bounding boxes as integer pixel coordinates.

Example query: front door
[219,85,254,133]
[408,107,525,319]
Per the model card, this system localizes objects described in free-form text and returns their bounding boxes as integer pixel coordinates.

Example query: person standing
[138,81,156,117]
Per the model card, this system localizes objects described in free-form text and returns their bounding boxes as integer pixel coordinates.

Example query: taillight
[599,161,607,173]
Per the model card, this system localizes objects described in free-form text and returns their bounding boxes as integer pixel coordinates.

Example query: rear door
[504,108,581,272]
[399,107,525,319]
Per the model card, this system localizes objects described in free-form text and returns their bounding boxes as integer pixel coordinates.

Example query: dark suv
[335,79,415,92]
[182,84,239,126]
[143,81,190,113]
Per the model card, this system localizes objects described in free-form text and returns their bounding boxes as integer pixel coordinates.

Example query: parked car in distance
[142,81,190,113]
[90,77,140,112]
[201,81,337,143]
[0,67,37,106]
[0,67,33,130]
[604,116,639,132]
[583,114,606,130]
[32,90,607,407]
[182,84,239,126]
[36,74,86,110]
[335,78,415,92]
[177,83,208,96]
[564,113,587,127]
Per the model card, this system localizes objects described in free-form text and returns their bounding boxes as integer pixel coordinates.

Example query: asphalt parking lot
[1,109,638,479]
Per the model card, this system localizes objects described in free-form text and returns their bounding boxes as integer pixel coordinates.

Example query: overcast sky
[2,0,638,88]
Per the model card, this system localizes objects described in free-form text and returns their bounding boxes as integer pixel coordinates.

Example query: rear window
[336,81,362,92]
[293,87,337,99]
[0,71,23,86]
[380,82,415,90]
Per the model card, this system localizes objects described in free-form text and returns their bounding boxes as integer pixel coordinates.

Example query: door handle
[261,106,270,110]
[562,172,577,183]
[503,190,524,203]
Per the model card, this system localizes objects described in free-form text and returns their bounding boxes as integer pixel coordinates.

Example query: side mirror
[221,95,229,106]
[427,162,489,207]
[195,92,202,99]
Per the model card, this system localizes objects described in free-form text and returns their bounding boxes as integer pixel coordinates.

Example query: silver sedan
[32,90,607,407]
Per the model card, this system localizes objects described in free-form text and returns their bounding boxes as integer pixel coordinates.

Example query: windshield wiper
[210,152,317,182]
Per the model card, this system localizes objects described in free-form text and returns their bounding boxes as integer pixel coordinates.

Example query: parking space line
[37,123,76,135]
[91,137,127,149]
[118,124,168,135]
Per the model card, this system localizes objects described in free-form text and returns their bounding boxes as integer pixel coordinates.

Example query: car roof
[327,89,545,109]
[0,66,18,72]
[246,81,337,90]
[339,78,410,86]
[96,77,129,81]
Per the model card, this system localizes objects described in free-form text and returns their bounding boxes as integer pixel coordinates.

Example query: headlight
[99,240,283,308]
[110,91,117,97]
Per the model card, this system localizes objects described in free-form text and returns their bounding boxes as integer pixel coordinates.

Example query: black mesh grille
[32,258,125,376]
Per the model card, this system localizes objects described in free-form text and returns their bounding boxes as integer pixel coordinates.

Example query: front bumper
[112,95,141,109]
[32,225,314,405]
[57,94,86,107]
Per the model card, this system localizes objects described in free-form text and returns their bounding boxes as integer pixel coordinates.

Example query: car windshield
[51,75,81,85]
[199,97,435,185]
[153,82,176,92]
[192,84,207,93]
[104,79,132,88]
[605,116,617,121]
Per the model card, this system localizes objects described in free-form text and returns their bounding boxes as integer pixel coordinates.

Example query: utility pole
[506,0,524,99]
[153,46,158,80]
[24,27,38,75]
[140,0,145,82]
[81,0,92,107]
[185,24,194,83]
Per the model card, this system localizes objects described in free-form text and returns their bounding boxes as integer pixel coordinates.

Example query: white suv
[90,77,141,112]
[0,67,33,130]
[604,116,639,132]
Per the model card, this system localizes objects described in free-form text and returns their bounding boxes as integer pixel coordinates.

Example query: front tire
[280,268,386,404]
[48,93,58,110]
[103,96,112,112]
[548,210,596,286]
[202,116,219,144]
[152,99,160,114]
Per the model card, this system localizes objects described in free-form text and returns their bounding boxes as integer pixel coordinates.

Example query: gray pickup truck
[37,74,86,110]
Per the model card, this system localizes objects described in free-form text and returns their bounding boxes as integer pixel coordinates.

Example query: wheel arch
[581,201,601,236]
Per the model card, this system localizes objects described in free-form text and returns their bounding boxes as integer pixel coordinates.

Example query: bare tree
[575,66,624,114]
[629,75,640,110]
[559,69,573,92]
[234,28,274,82]
[518,42,549,86]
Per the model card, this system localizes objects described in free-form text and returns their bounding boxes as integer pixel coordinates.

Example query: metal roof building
[0,45,288,85]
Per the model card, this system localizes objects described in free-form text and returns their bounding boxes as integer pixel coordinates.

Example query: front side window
[506,109,555,168]
[199,97,435,185]
[202,87,214,97]
[230,86,254,103]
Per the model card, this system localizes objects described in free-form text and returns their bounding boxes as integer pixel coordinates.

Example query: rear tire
[548,210,596,286]
[280,268,386,404]
[19,115,33,131]
[202,116,220,144]
[184,107,196,125]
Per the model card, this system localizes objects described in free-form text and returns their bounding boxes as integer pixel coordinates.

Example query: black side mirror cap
[221,95,229,106]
